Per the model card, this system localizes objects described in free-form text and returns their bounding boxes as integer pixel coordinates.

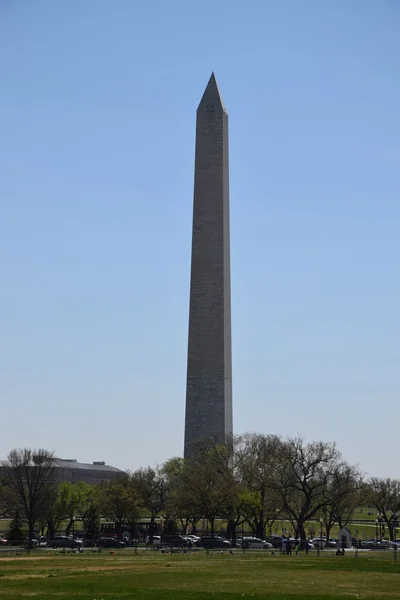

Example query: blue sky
[1,1,399,477]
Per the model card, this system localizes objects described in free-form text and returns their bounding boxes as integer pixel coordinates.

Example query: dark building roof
[54,459,124,473]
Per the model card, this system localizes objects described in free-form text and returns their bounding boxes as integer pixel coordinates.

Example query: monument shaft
[184,73,232,458]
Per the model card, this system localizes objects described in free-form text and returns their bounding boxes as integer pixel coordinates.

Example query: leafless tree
[274,437,341,540]
[2,448,56,547]
[366,478,400,540]
[321,462,362,540]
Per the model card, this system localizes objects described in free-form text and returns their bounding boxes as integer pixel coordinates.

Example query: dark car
[97,537,126,549]
[47,536,83,549]
[197,536,232,549]
[160,535,192,548]
[265,535,284,549]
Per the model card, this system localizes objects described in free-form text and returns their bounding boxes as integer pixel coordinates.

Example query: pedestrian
[295,539,299,555]
[286,539,292,556]
[305,541,310,555]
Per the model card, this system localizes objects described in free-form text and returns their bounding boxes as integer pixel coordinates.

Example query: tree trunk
[256,492,265,538]
[297,520,306,541]
[179,518,188,534]
[255,516,264,539]
[326,524,331,541]
[28,520,35,550]
[65,518,73,536]
[148,516,157,540]
[47,519,55,539]
[209,517,215,536]
[226,519,236,542]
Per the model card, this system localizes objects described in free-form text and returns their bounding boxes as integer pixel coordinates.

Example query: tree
[84,503,100,541]
[236,433,282,538]
[275,437,341,540]
[43,481,95,538]
[160,458,200,535]
[7,511,25,543]
[183,441,235,536]
[321,462,362,540]
[367,478,400,540]
[131,467,167,537]
[2,448,57,548]
[99,475,140,533]
[196,438,239,541]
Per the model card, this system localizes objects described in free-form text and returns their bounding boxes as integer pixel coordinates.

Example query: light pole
[72,516,76,540]
[320,518,323,554]
[375,519,379,543]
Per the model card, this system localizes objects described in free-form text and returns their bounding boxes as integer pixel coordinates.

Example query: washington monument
[184,73,233,458]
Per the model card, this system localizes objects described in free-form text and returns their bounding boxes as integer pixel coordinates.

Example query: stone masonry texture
[184,73,233,458]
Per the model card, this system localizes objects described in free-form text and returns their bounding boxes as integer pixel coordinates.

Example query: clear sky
[1,1,399,478]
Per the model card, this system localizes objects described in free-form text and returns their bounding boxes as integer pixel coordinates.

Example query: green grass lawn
[0,549,399,599]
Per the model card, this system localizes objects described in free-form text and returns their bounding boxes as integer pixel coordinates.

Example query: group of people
[281,538,312,555]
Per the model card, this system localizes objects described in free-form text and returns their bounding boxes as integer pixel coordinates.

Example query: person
[281,537,286,555]
[305,541,310,555]
[285,539,292,555]
[295,539,299,555]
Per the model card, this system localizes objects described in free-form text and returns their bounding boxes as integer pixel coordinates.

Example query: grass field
[0,549,399,600]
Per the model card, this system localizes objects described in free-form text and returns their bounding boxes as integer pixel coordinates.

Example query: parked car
[97,537,126,549]
[160,535,192,548]
[0,537,8,545]
[196,536,232,549]
[241,537,273,550]
[265,535,285,549]
[311,537,337,549]
[146,535,161,547]
[47,536,83,549]
[186,534,201,543]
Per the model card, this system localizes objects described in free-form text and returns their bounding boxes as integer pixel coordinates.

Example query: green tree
[99,475,140,533]
[84,504,100,541]
[131,467,167,537]
[7,511,26,543]
[183,441,235,537]
[236,433,282,538]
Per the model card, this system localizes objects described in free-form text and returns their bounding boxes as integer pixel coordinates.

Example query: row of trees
[1,435,399,546]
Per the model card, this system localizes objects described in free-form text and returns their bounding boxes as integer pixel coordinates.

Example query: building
[53,458,124,484]
[184,73,233,458]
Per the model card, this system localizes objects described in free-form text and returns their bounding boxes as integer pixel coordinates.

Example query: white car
[146,535,161,547]
[241,537,273,549]
[186,534,200,543]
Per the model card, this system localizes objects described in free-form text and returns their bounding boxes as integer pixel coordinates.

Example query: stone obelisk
[184,73,233,458]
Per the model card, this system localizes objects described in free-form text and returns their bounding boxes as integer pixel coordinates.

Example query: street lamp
[72,516,76,540]
[375,519,379,542]
[320,518,323,553]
